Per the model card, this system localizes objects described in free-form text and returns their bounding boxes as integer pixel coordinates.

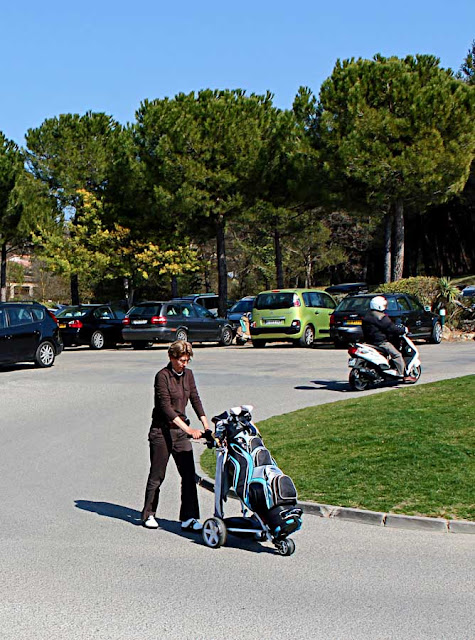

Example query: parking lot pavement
[0,341,474,639]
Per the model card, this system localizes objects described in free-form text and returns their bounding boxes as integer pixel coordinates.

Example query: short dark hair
[168,340,193,360]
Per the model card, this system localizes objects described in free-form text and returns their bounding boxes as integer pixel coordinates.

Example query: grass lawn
[200,375,475,520]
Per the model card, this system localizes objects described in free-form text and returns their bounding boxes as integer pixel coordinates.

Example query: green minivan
[250,288,337,348]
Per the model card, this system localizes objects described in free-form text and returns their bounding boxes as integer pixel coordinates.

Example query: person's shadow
[74,500,143,526]
[74,501,276,554]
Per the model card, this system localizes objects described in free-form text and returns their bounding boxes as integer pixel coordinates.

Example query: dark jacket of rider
[362,309,405,346]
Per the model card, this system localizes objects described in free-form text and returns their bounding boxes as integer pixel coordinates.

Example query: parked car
[325,282,368,295]
[56,304,127,349]
[250,288,337,348]
[461,285,475,298]
[122,300,234,348]
[0,301,63,367]
[227,296,256,333]
[329,293,442,346]
[173,293,221,317]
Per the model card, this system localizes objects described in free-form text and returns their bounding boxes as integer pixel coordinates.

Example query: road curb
[195,472,475,535]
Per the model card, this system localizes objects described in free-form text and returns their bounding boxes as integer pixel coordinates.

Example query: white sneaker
[181,518,203,532]
[143,515,159,529]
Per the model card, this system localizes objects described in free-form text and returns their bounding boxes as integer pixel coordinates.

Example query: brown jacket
[151,363,205,428]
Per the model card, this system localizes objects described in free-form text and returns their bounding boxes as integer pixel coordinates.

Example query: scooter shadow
[157,518,276,554]
[295,380,351,392]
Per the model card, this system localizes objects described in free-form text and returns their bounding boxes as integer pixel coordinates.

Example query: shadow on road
[74,500,142,525]
[157,519,276,554]
[295,379,351,392]
[74,501,289,554]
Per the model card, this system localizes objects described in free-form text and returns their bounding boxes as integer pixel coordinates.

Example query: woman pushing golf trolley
[201,405,302,556]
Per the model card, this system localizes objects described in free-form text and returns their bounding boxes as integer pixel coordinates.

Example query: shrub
[376,277,439,307]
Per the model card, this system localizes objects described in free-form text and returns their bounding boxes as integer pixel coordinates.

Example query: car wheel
[333,336,347,349]
[299,324,315,348]
[175,328,188,342]
[132,341,151,350]
[34,341,55,368]
[428,321,442,344]
[252,340,266,348]
[90,330,105,350]
[219,326,233,346]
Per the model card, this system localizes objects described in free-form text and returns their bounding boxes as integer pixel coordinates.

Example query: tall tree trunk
[170,275,178,298]
[70,274,80,305]
[383,212,393,283]
[216,216,228,318]
[274,226,284,288]
[0,241,7,302]
[123,276,134,308]
[392,200,405,281]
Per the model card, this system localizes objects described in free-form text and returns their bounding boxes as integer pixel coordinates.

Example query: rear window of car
[255,292,295,310]
[230,299,254,313]
[196,296,218,310]
[336,297,373,312]
[31,307,45,321]
[128,304,162,317]
[57,307,91,318]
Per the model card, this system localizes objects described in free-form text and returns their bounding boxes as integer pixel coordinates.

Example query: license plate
[59,323,67,329]
[264,319,283,325]
[345,320,362,326]
[132,319,147,325]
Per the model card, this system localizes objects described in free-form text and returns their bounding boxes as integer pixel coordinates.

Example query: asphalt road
[0,340,474,640]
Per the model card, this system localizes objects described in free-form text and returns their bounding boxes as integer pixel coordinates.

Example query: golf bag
[212,405,302,540]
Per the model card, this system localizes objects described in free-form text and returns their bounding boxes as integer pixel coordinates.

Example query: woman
[141,340,210,531]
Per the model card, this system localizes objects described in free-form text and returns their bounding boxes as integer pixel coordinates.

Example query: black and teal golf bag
[212,406,302,540]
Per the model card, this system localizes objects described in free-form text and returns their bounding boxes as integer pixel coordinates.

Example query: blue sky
[1,0,474,145]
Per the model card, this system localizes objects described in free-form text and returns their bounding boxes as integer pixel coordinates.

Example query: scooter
[347,330,422,391]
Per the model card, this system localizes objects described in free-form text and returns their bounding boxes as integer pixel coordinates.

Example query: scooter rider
[362,296,415,382]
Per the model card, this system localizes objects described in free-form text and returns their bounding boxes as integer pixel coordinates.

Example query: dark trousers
[142,426,199,522]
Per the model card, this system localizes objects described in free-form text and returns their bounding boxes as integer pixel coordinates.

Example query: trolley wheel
[276,538,296,556]
[202,517,227,549]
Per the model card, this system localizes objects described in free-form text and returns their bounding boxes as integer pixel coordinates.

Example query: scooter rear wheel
[349,368,370,391]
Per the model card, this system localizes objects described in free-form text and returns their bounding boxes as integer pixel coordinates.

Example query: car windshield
[128,304,162,317]
[230,299,254,313]
[255,292,295,310]
[57,307,92,318]
[336,297,373,312]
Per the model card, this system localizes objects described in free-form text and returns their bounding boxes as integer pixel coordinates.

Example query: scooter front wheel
[349,368,370,391]
[406,365,422,383]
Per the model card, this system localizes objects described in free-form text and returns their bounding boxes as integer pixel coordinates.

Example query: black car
[330,293,442,346]
[226,296,256,333]
[122,300,234,348]
[0,301,63,367]
[56,304,127,349]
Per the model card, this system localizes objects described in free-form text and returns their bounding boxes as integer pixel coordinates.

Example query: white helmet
[370,296,387,311]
